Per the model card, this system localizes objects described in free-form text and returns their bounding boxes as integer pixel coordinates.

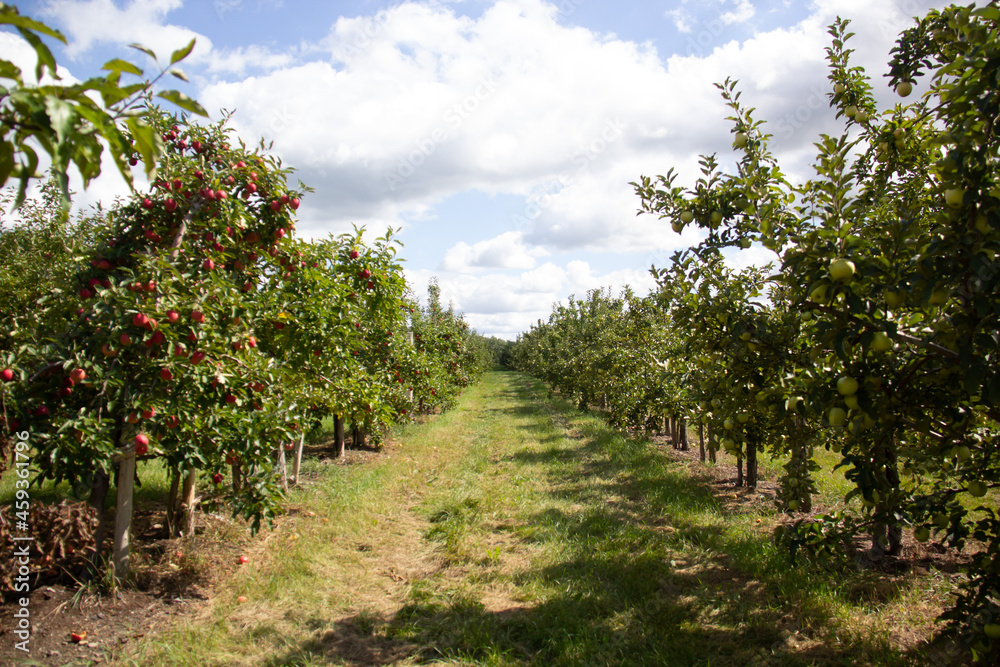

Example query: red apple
[190,351,206,365]
[290,197,300,210]
[274,228,286,239]
[359,269,371,280]
[1,368,14,382]
[69,368,87,384]
[160,367,173,381]
[270,200,282,212]
[141,198,154,209]
[134,434,149,456]
[165,415,179,429]
[132,313,149,328]
[225,394,237,404]
[233,341,243,351]
[79,287,93,300]
[350,250,360,259]
[212,473,223,484]
[166,310,180,323]
[238,554,249,564]
[102,343,118,357]
[120,333,132,346]
[142,407,156,419]
[203,259,215,271]
[191,310,205,323]
[247,336,257,348]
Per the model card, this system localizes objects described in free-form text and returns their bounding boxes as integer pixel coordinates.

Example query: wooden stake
[291,432,304,485]
[112,450,136,583]
[180,465,196,538]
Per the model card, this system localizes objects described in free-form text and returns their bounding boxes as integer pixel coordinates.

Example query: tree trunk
[335,414,345,458]
[870,441,903,559]
[698,423,705,462]
[679,418,689,452]
[276,444,288,491]
[745,438,758,488]
[112,450,136,583]
[231,461,242,494]
[736,448,744,487]
[165,467,181,537]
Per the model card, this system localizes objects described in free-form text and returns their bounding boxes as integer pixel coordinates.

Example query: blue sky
[5,0,948,338]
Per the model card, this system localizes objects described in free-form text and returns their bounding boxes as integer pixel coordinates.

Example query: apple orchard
[2,2,1000,661]
[512,7,1000,658]
[0,13,498,594]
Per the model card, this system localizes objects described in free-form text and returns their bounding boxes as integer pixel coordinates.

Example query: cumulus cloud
[441,231,549,272]
[26,0,951,338]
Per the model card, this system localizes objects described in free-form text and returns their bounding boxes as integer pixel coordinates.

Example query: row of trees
[514,5,999,658]
[0,7,497,584]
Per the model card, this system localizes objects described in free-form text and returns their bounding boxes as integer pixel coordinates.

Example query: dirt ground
[0,439,389,667]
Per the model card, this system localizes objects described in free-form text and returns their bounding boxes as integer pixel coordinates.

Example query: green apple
[896,81,913,97]
[975,214,990,234]
[740,331,752,341]
[737,412,749,423]
[855,110,869,123]
[829,258,855,282]
[828,407,847,426]
[833,83,846,95]
[893,127,906,139]
[672,220,685,233]
[844,395,860,411]
[884,290,904,309]
[724,418,735,430]
[711,398,722,409]
[734,132,748,148]
[913,526,930,542]
[810,284,830,304]
[944,187,965,207]
[967,481,988,497]
[844,105,857,118]
[956,445,972,461]
[787,499,800,511]
[933,512,949,528]
[871,331,892,353]
[837,376,859,396]
[788,477,799,488]
[928,287,950,306]
[786,396,802,412]
[680,210,694,224]
[699,400,710,411]
[710,210,723,225]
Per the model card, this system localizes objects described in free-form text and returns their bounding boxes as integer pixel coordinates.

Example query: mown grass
[90,372,963,664]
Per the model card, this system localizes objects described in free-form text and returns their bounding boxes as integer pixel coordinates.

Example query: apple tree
[633,6,1000,655]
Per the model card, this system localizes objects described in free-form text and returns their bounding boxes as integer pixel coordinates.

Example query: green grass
[87,372,960,664]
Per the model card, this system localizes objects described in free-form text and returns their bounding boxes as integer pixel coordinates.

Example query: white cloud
[720,0,756,26]
[30,0,951,339]
[441,231,549,272]
[40,0,209,62]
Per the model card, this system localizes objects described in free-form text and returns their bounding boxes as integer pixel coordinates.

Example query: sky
[4,0,951,338]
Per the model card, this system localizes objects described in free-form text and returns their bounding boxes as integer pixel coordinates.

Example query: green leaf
[125,117,163,179]
[16,27,58,81]
[156,89,208,117]
[0,140,13,187]
[167,67,189,82]
[128,43,157,61]
[169,38,197,65]
[0,58,22,83]
[0,8,66,43]
[100,58,143,77]
[44,95,75,144]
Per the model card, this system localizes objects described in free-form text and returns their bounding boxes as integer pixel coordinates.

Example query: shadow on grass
[262,371,942,666]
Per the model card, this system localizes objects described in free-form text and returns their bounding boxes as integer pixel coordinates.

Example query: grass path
[113,371,946,666]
